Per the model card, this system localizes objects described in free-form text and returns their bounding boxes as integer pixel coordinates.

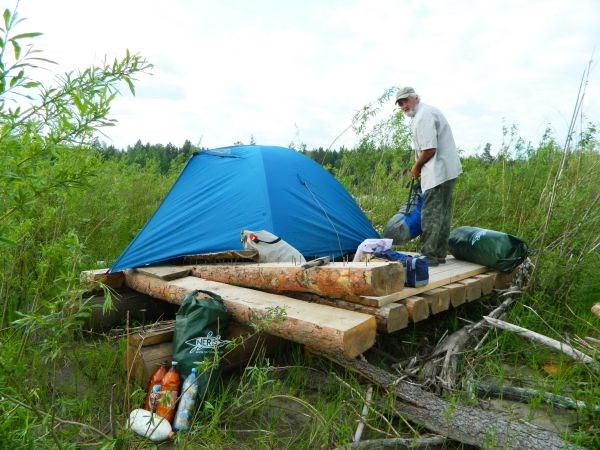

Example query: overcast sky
[15,0,600,154]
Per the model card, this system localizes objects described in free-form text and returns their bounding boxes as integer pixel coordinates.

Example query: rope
[300,177,344,258]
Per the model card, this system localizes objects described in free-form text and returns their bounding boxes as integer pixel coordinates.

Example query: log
[401,296,429,323]
[285,292,408,333]
[470,380,600,413]
[444,283,466,308]
[320,352,577,450]
[475,272,496,295]
[135,265,192,280]
[483,316,595,365]
[458,278,482,302]
[85,290,178,330]
[189,261,405,304]
[80,268,124,292]
[124,271,376,358]
[419,288,450,315]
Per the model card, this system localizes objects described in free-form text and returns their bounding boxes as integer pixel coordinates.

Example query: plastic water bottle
[173,368,199,431]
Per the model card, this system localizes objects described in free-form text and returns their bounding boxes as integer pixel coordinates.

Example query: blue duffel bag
[374,249,429,288]
[383,179,424,244]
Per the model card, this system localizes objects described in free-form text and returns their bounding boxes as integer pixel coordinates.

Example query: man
[395,86,462,266]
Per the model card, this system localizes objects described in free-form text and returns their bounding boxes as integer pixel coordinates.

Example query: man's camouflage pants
[421,178,457,259]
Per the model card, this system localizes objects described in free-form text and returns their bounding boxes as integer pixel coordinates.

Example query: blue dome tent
[110,145,378,272]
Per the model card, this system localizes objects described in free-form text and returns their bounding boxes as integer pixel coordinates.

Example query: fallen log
[469,380,600,413]
[189,261,405,304]
[320,351,578,450]
[124,270,376,358]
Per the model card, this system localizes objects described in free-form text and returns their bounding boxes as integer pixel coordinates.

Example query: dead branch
[419,295,518,392]
[353,385,373,443]
[341,435,447,449]
[482,316,595,365]
[469,380,600,413]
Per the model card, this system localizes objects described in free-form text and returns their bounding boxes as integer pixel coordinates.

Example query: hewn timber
[135,265,193,281]
[124,270,376,358]
[401,296,430,322]
[474,272,496,295]
[420,287,451,315]
[458,277,482,302]
[320,352,576,450]
[445,283,467,307]
[189,261,404,305]
[362,258,489,306]
[285,291,409,333]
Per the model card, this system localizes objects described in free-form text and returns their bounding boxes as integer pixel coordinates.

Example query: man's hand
[412,148,436,179]
[411,163,421,179]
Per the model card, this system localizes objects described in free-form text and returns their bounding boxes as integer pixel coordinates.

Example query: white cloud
[14,0,600,154]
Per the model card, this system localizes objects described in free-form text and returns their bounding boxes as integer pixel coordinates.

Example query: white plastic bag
[127,409,174,442]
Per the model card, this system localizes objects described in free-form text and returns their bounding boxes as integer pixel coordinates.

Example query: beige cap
[395,86,416,103]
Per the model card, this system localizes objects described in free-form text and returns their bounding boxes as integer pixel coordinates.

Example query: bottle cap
[152,384,161,392]
[172,361,178,366]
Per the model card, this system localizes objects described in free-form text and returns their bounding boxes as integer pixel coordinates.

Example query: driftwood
[321,351,578,450]
[483,316,595,365]
[469,380,600,413]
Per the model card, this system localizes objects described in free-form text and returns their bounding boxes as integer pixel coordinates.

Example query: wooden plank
[362,258,488,306]
[475,273,496,295]
[401,296,429,323]
[80,268,124,292]
[189,261,404,304]
[445,283,467,307]
[124,271,376,358]
[135,265,192,280]
[420,287,450,315]
[458,278,482,302]
[286,292,408,333]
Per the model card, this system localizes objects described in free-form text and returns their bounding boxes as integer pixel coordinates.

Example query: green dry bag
[172,290,229,395]
[448,226,528,272]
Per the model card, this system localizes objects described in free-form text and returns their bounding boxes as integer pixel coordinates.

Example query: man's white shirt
[411,102,462,192]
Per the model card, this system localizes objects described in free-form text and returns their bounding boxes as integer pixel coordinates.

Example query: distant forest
[97,140,361,174]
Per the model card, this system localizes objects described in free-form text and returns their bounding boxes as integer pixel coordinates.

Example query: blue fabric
[110,145,379,272]
[406,193,424,238]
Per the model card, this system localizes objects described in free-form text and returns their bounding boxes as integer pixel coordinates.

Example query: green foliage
[0,6,599,447]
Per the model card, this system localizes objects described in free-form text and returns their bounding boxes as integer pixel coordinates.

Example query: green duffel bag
[448,226,529,272]
[172,290,229,395]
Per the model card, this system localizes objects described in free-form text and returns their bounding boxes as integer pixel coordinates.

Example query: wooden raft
[124,258,514,335]
[124,270,376,358]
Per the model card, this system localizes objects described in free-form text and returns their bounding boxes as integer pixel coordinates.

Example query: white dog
[240,230,306,264]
